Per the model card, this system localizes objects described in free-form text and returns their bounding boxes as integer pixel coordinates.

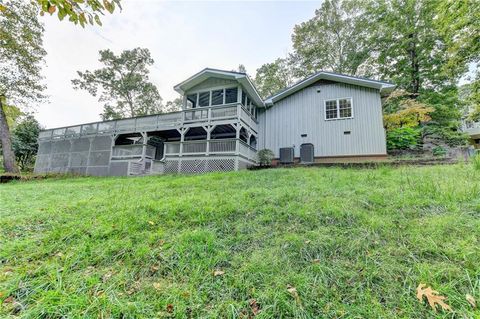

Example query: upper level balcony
[38,103,258,141]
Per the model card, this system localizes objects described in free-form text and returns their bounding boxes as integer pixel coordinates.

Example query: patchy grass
[1,165,479,318]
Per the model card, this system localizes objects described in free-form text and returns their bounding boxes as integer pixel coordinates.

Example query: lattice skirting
[163,157,244,174]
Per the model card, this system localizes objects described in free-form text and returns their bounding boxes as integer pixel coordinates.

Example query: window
[325,100,338,119]
[198,91,210,107]
[225,87,238,104]
[339,99,352,118]
[187,94,197,108]
[211,89,224,105]
[242,91,247,105]
[325,98,353,120]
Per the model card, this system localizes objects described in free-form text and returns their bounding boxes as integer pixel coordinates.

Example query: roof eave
[265,72,396,105]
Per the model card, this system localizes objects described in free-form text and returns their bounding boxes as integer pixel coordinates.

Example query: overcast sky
[37,0,320,129]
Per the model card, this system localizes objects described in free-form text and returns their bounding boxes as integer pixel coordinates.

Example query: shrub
[432,146,447,157]
[386,127,421,150]
[257,149,274,166]
[422,125,469,147]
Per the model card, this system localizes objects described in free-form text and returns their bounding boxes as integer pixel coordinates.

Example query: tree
[164,97,183,113]
[72,48,163,120]
[290,0,373,78]
[254,58,294,98]
[0,0,122,27]
[237,64,247,73]
[435,1,479,78]
[366,0,453,96]
[383,90,434,130]
[12,115,41,171]
[0,0,46,173]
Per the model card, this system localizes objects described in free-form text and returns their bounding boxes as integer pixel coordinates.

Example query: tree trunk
[408,33,420,98]
[0,95,19,174]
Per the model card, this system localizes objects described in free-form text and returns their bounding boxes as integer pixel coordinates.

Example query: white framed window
[324,98,353,120]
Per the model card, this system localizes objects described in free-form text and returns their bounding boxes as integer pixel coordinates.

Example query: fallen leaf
[249,298,260,315]
[466,294,476,308]
[213,270,225,277]
[304,240,311,244]
[312,259,321,264]
[158,240,165,246]
[166,303,174,313]
[102,271,113,282]
[55,252,64,257]
[148,221,155,225]
[3,296,14,304]
[153,282,162,291]
[287,284,301,305]
[416,284,451,312]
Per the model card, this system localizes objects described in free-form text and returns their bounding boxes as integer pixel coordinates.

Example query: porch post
[141,132,148,173]
[205,125,212,156]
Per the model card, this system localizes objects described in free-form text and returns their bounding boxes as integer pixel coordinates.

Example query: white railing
[209,139,236,153]
[111,144,156,159]
[239,140,257,162]
[164,138,256,162]
[39,103,257,140]
[182,141,207,154]
[240,106,258,130]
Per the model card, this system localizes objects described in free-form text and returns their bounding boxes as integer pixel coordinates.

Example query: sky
[37,0,320,129]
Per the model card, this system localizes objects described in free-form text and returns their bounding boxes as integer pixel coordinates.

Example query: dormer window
[199,91,210,107]
[187,94,197,108]
[211,89,224,105]
[225,87,238,104]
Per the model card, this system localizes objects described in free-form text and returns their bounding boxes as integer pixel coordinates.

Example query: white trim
[323,97,354,121]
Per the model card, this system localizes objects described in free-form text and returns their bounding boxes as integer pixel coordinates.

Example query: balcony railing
[164,138,256,162]
[111,144,156,159]
[38,103,257,141]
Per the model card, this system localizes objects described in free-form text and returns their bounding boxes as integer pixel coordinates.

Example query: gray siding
[258,83,387,158]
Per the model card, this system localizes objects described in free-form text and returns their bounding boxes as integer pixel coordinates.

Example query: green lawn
[1,165,479,318]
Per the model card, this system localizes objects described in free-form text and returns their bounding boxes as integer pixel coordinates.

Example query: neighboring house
[34,68,395,176]
[463,122,480,149]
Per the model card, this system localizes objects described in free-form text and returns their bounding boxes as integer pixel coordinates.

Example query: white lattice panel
[181,159,208,173]
[164,160,179,174]
[207,158,235,172]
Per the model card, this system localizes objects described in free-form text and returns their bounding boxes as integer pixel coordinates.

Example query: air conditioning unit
[279,147,294,164]
[300,143,314,163]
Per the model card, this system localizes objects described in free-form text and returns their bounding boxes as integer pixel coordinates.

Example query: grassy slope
[1,165,479,318]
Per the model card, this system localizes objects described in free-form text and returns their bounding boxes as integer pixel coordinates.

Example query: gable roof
[264,71,396,106]
[174,68,265,107]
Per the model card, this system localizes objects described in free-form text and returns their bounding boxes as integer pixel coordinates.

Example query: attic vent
[300,143,314,163]
[279,147,294,164]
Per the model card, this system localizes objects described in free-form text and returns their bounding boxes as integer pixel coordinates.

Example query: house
[34,68,395,176]
[464,122,480,149]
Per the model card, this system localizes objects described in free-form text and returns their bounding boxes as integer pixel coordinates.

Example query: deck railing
[164,138,256,161]
[111,144,156,159]
[39,103,257,141]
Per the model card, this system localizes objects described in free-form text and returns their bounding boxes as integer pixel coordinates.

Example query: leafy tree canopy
[72,48,163,120]
[254,58,293,99]
[0,0,46,173]
[290,0,373,77]
[0,0,122,27]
